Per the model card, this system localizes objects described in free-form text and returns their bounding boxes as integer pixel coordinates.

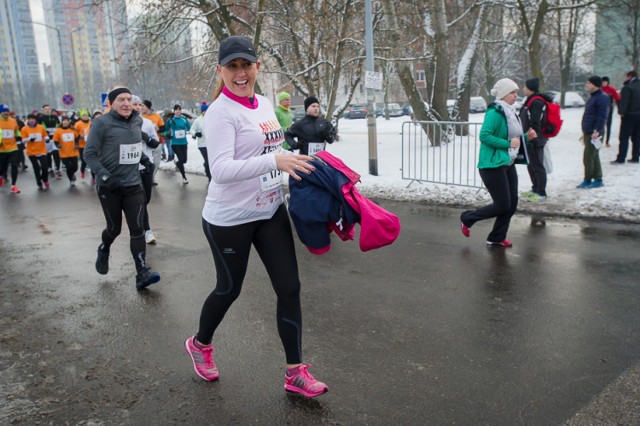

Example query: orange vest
[20,125,48,156]
[53,127,79,158]
[0,117,20,153]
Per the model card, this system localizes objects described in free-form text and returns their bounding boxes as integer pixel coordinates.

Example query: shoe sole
[486,241,512,248]
[184,339,219,382]
[284,384,329,398]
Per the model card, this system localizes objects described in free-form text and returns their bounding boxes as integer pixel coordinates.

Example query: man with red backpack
[519,78,555,201]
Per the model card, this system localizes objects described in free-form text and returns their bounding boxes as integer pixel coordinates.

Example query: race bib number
[30,133,43,142]
[259,169,283,192]
[174,130,186,138]
[119,142,143,164]
[2,129,14,139]
[61,133,75,142]
[308,142,325,155]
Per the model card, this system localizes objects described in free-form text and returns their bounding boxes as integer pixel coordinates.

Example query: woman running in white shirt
[184,36,328,398]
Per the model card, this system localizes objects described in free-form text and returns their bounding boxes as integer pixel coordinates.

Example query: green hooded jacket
[478,103,525,169]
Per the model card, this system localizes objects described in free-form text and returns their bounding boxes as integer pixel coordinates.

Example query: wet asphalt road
[1,169,639,425]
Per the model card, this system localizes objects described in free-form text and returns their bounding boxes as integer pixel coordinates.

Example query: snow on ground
[162,107,640,223]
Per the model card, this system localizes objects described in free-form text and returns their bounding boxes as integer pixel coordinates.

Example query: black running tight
[173,144,187,179]
[62,157,78,181]
[198,204,303,364]
[97,184,147,273]
[28,155,49,185]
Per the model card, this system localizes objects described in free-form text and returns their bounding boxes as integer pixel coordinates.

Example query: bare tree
[598,0,640,71]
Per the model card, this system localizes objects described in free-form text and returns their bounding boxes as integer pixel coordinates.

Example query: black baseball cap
[218,36,257,66]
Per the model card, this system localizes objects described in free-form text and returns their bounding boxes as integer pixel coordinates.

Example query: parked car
[292,108,306,122]
[386,103,404,117]
[469,96,487,113]
[375,107,383,117]
[401,104,413,116]
[514,96,525,111]
[553,91,585,108]
[345,104,367,119]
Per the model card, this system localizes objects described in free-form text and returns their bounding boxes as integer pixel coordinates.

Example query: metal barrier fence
[401,121,484,189]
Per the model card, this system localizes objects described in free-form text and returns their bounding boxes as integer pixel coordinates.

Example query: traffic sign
[101,93,108,107]
[62,93,75,106]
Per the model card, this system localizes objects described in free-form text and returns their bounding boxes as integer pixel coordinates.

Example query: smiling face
[217,58,261,98]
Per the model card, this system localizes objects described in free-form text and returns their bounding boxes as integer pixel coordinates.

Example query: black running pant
[0,151,20,185]
[62,157,78,181]
[48,150,61,172]
[28,155,49,186]
[198,205,303,364]
[198,147,211,181]
[173,144,187,179]
[79,147,88,173]
[97,184,147,273]
[461,165,518,243]
[140,167,154,231]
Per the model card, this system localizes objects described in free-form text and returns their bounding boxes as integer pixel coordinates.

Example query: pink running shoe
[461,223,470,237]
[486,240,513,248]
[184,336,219,381]
[284,364,328,398]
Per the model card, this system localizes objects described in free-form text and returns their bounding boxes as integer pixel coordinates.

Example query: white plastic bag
[543,143,553,174]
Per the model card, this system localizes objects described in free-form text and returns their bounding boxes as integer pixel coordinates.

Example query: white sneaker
[145,230,157,244]
[182,178,189,185]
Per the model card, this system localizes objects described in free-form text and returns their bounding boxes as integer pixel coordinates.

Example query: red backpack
[526,95,563,138]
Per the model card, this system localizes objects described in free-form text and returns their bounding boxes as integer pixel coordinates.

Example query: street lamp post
[23,20,68,95]
[69,26,84,104]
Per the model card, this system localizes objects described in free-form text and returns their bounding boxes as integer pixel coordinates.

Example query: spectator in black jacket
[284,96,336,156]
[578,76,609,189]
[613,70,640,164]
[519,77,551,201]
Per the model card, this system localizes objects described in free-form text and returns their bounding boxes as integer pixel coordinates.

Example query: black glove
[140,154,153,171]
[142,132,160,149]
[194,132,203,138]
[101,175,120,192]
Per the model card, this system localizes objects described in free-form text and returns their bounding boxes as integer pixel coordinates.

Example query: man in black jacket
[578,76,609,189]
[519,77,550,201]
[613,70,640,164]
[284,96,336,156]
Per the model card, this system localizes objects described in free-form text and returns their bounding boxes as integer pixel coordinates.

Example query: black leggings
[140,167,154,231]
[97,184,147,273]
[0,151,20,185]
[173,144,187,179]
[79,148,88,173]
[28,155,49,185]
[48,150,61,172]
[198,147,211,181]
[526,142,547,196]
[198,205,303,364]
[461,165,518,243]
[62,157,78,181]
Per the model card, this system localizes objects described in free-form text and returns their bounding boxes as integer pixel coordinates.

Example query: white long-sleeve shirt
[191,114,206,148]
[202,91,288,226]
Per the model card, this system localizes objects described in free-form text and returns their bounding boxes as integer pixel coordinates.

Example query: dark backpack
[526,95,563,138]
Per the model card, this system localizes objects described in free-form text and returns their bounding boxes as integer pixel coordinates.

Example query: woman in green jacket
[460,78,536,247]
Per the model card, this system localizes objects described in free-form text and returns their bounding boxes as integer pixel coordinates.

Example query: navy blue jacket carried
[581,89,609,134]
[288,151,401,254]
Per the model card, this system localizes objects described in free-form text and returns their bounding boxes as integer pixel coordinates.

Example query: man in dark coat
[612,70,640,163]
[284,96,336,156]
[578,76,609,189]
[519,77,552,200]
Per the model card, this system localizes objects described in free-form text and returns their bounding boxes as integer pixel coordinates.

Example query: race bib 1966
[119,142,143,164]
